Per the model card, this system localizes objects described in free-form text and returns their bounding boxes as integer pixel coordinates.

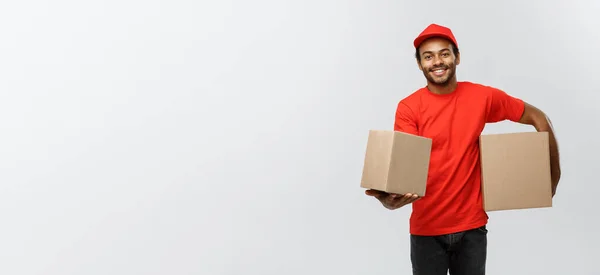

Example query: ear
[416,58,423,71]
[455,52,461,65]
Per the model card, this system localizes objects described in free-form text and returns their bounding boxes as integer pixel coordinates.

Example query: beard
[422,62,456,86]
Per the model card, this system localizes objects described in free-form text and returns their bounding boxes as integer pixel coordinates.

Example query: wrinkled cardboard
[360,130,432,196]
[479,131,553,211]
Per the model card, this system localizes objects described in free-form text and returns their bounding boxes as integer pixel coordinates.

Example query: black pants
[410,225,488,275]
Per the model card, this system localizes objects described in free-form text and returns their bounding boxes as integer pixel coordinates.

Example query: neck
[427,78,458,95]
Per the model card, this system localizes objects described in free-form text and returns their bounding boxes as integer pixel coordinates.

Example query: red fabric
[414,23,458,49]
[394,82,525,236]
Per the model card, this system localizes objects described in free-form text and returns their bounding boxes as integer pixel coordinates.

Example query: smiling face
[416,37,460,87]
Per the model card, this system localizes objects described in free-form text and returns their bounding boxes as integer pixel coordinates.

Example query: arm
[485,87,561,197]
[364,100,421,209]
[517,102,561,197]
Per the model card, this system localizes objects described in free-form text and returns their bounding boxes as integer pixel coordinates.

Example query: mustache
[430,65,449,71]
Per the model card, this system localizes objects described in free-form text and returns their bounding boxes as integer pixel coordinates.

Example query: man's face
[417,37,460,86]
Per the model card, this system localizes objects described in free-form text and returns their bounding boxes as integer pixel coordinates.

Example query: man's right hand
[365,189,420,210]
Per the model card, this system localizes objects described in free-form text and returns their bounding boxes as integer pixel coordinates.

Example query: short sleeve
[394,101,419,135]
[486,87,525,123]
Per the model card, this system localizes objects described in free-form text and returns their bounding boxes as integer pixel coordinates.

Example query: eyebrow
[421,48,451,55]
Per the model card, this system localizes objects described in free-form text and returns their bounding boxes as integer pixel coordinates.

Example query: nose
[433,56,444,66]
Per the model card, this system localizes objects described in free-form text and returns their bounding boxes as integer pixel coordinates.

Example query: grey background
[0,0,596,274]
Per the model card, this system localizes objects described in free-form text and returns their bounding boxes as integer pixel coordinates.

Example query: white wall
[0,0,596,274]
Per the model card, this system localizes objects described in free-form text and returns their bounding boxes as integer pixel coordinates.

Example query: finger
[365,189,389,200]
[406,193,419,199]
[385,193,408,201]
[365,189,384,196]
[384,194,399,205]
[365,189,387,197]
[398,193,419,204]
[386,194,408,206]
[406,194,420,203]
[386,193,419,206]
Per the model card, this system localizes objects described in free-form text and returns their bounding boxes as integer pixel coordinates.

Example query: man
[365,24,561,275]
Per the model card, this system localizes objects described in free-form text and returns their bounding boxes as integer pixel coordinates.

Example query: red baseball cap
[413,24,458,49]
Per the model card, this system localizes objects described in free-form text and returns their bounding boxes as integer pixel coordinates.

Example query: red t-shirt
[394,81,525,236]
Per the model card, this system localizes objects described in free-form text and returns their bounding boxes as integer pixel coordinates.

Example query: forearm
[519,103,561,195]
[531,114,561,194]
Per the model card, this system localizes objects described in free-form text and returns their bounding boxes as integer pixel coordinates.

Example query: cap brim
[414,33,455,48]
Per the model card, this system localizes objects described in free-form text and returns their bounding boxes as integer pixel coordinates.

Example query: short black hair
[415,40,459,61]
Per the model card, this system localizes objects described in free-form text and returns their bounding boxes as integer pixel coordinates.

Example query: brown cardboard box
[479,131,553,211]
[360,130,432,196]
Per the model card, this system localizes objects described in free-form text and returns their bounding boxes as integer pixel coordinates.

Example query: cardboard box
[479,132,553,211]
[360,130,432,196]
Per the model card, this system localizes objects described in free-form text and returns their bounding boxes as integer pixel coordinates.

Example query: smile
[431,68,447,76]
